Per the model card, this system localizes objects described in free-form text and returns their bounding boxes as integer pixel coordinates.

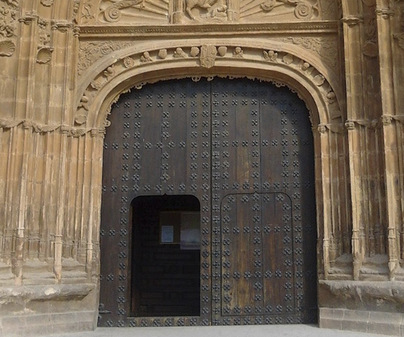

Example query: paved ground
[48,325,391,337]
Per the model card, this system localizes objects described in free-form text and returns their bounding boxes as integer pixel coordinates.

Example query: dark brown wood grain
[99,78,317,327]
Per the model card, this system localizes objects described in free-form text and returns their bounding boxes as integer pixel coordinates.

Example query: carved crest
[200,45,217,68]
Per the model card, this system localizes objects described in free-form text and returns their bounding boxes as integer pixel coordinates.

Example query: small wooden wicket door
[99,78,317,327]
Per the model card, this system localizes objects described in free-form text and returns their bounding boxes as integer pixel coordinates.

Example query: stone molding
[75,40,343,130]
[78,21,339,36]
[0,118,105,137]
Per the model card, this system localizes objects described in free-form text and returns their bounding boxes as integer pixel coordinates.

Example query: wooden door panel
[99,78,316,327]
[211,79,316,324]
[100,80,212,327]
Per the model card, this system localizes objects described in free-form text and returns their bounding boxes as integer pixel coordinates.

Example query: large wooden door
[99,78,317,327]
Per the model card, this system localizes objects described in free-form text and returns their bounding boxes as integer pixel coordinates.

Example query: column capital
[341,15,364,27]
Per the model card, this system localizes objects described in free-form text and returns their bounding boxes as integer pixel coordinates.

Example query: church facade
[0,0,403,335]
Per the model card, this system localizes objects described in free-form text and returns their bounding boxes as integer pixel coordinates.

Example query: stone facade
[0,0,403,336]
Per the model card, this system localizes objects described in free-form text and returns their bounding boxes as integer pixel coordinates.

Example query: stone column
[318,125,332,278]
[86,130,104,280]
[375,0,400,280]
[341,7,366,280]
[227,0,240,21]
[13,1,39,285]
[171,0,184,23]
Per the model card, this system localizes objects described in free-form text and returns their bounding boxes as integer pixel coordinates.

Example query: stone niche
[0,0,403,336]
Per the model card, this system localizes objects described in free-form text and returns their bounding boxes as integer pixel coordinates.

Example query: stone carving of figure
[184,0,227,21]
[140,51,153,62]
[233,47,244,58]
[173,47,187,58]
[263,50,278,62]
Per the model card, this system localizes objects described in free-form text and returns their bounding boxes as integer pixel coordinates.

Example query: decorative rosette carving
[101,0,145,23]
[260,0,318,20]
[294,2,313,19]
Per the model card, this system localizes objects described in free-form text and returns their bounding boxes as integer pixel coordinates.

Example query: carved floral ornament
[0,118,105,138]
[0,0,18,57]
[83,0,320,24]
[75,44,340,128]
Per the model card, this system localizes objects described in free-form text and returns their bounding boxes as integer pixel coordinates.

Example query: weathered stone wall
[0,0,402,335]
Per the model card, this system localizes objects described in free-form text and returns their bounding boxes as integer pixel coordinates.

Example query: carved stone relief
[78,40,135,75]
[76,0,338,25]
[362,0,378,58]
[75,43,341,126]
[78,33,340,78]
[184,0,228,22]
[0,0,18,57]
[283,36,338,69]
[98,0,169,24]
[258,0,318,19]
[79,0,96,23]
[40,0,54,6]
[393,1,404,49]
[36,17,53,64]
[182,0,320,23]
[199,44,217,68]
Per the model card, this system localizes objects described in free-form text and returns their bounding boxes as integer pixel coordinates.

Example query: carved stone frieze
[75,0,341,25]
[0,118,105,137]
[78,40,135,75]
[76,42,342,127]
[97,0,169,24]
[283,36,338,69]
[0,0,18,57]
[178,0,321,22]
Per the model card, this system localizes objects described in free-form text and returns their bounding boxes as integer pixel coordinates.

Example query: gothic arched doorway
[99,78,317,327]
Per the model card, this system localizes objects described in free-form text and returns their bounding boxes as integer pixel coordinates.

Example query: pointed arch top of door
[74,39,344,133]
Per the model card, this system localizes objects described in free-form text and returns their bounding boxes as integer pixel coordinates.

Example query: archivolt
[74,40,344,133]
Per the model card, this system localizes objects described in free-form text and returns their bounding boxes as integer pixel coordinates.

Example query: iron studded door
[210,79,316,324]
[99,78,317,327]
[100,79,213,327]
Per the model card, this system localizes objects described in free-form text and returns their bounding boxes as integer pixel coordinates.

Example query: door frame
[74,40,347,326]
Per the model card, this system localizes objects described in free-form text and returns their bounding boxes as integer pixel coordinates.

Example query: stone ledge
[0,311,96,337]
[319,280,404,313]
[319,308,404,336]
[0,283,95,304]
